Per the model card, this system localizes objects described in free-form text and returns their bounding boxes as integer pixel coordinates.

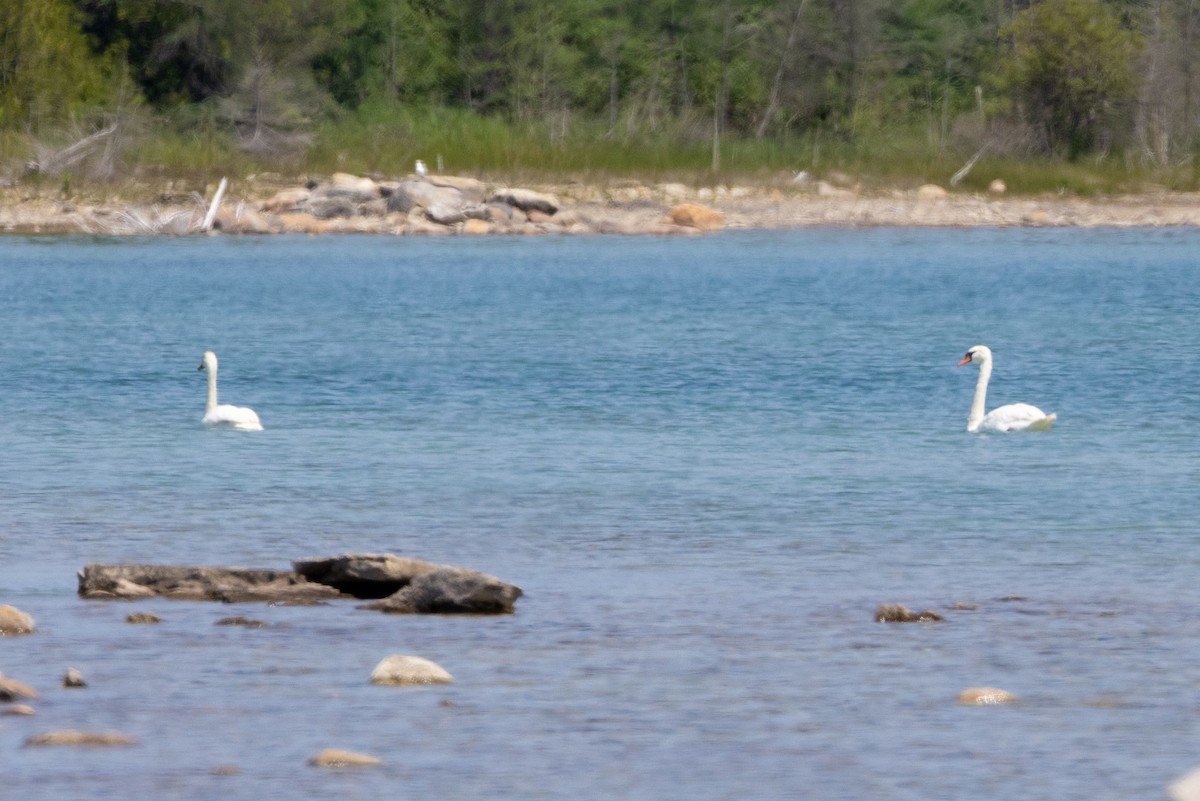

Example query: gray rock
[364,566,522,614]
[292,553,441,598]
[78,564,343,603]
[386,181,463,214]
[306,195,358,220]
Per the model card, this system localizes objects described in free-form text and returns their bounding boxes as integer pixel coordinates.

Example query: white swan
[198,351,263,431]
[958,345,1055,433]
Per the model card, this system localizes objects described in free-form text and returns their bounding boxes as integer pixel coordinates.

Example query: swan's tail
[1026,412,1057,432]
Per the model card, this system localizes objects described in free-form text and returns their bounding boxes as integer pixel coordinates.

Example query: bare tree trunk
[756,0,808,139]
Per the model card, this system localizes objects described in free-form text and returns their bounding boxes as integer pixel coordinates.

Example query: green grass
[2,104,1196,195]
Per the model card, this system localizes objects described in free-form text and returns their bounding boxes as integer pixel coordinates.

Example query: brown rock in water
[363,566,522,614]
[0,674,39,701]
[874,603,945,623]
[79,553,521,613]
[958,687,1018,705]
[25,730,137,747]
[309,748,382,768]
[369,655,453,686]
[62,668,86,688]
[0,605,36,635]
[78,564,343,603]
[125,612,161,624]
[2,704,36,716]
[293,553,442,598]
[667,203,725,231]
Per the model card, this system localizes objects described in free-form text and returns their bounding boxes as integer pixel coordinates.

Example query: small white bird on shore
[415,159,427,177]
[198,351,263,431]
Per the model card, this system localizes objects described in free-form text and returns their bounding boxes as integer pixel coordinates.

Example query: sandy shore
[3,180,1200,235]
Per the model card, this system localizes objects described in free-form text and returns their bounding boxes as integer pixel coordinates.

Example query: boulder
[306,195,358,220]
[461,219,491,235]
[125,612,161,624]
[0,605,35,635]
[387,181,463,214]
[667,203,724,232]
[489,188,559,215]
[1169,768,1200,801]
[319,173,380,203]
[424,202,468,226]
[78,564,343,603]
[915,183,948,200]
[309,749,382,768]
[988,179,1007,195]
[364,566,522,614]
[369,655,453,685]
[426,175,487,204]
[293,553,442,597]
[62,668,86,688]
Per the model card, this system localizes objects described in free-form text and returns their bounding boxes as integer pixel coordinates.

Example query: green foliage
[0,0,119,126]
[994,0,1142,159]
[0,0,1196,184]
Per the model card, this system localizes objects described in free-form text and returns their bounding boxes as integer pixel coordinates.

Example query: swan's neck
[205,367,218,415]
[968,359,991,432]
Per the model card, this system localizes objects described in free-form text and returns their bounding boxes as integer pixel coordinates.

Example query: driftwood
[29,125,118,176]
[201,177,228,232]
[79,553,522,614]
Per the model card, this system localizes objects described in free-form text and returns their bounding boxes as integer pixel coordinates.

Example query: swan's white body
[958,345,1055,433]
[198,351,263,431]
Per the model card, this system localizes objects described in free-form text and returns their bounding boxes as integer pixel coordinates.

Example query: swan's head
[958,345,992,368]
[199,351,218,372]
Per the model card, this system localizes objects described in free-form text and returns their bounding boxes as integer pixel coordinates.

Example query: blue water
[1,228,1199,800]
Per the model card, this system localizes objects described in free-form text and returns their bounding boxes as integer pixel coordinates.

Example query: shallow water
[1,228,1199,800]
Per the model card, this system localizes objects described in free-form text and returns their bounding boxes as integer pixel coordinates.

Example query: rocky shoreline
[4,172,1200,235]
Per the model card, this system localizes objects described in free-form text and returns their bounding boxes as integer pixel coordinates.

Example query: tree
[0,0,116,127]
[995,0,1142,158]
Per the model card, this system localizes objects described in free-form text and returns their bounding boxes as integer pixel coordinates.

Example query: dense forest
[0,0,1197,188]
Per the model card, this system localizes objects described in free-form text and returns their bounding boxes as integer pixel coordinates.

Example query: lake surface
[0,228,1198,800]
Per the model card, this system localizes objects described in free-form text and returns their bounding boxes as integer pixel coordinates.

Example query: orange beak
[957,356,971,367]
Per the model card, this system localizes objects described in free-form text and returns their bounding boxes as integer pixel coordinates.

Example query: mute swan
[198,351,263,431]
[958,345,1055,433]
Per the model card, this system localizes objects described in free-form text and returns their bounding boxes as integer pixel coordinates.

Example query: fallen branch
[950,143,989,187]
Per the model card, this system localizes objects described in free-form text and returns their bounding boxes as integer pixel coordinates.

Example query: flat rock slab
[78,553,522,614]
[78,564,343,603]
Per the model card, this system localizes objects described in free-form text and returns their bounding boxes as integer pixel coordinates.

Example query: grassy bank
[3,105,1197,198]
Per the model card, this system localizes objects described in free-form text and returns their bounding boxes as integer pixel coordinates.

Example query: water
[0,229,1198,800]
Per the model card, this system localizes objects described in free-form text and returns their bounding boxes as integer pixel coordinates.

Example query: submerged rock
[62,668,86,688]
[25,730,137,747]
[309,748,382,768]
[957,687,1018,705]
[874,604,944,623]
